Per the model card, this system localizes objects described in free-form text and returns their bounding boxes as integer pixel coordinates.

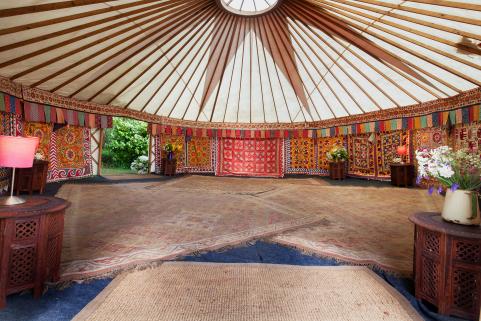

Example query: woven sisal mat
[73,262,422,321]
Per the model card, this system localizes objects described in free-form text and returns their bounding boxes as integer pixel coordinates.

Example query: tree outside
[102,117,149,175]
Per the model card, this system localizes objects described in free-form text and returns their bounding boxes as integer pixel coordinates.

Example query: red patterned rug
[57,175,443,280]
[57,176,322,281]
[216,138,283,177]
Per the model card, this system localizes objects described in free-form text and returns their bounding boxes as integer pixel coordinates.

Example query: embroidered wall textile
[217,138,284,178]
[285,137,316,174]
[185,136,214,173]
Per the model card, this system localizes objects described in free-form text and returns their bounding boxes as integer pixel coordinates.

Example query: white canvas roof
[0,0,480,124]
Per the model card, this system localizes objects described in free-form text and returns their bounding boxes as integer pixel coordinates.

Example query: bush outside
[102,117,148,169]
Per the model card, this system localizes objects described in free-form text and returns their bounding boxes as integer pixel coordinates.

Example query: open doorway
[101,117,149,176]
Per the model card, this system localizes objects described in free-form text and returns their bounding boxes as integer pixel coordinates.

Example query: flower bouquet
[326,145,348,162]
[416,146,481,225]
[164,143,182,160]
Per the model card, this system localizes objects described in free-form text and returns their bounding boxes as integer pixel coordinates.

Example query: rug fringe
[54,238,410,289]
[51,261,167,290]
[262,239,411,278]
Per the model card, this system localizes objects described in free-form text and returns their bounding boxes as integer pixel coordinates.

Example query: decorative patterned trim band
[24,101,112,129]
[0,76,479,131]
[149,103,480,138]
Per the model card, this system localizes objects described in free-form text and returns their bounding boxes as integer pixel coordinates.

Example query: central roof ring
[217,0,281,16]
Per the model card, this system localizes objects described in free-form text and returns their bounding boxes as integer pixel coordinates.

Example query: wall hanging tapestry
[317,136,346,174]
[376,130,411,178]
[216,138,284,178]
[185,136,215,173]
[285,137,317,175]
[348,134,377,178]
[412,127,449,152]
[453,122,481,152]
[24,122,53,162]
[48,126,92,182]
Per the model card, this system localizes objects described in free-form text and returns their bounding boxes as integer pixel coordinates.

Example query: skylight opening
[219,0,279,16]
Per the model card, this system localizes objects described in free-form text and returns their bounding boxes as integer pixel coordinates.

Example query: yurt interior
[0,1,480,320]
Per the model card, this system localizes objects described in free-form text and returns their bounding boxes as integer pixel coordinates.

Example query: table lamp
[396,145,408,164]
[0,135,39,206]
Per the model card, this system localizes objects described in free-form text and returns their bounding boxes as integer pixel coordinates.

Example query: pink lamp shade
[0,135,39,168]
[396,145,408,156]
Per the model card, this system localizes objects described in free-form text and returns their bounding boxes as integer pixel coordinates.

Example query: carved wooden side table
[14,160,49,195]
[328,161,346,180]
[0,197,69,308]
[162,158,177,176]
[390,163,415,187]
[410,212,481,320]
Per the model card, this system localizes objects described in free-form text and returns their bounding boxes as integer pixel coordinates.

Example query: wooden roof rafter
[0,0,115,18]
[70,1,216,99]
[283,3,389,115]
[295,0,464,95]
[0,0,478,125]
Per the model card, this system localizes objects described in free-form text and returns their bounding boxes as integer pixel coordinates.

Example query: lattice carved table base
[410,213,481,320]
[0,196,69,309]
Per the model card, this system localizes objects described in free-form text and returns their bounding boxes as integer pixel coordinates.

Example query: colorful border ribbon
[149,104,481,138]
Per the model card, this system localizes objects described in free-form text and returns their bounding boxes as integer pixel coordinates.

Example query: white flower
[437,164,454,178]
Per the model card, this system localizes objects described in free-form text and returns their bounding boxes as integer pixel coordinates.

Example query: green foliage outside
[102,117,148,169]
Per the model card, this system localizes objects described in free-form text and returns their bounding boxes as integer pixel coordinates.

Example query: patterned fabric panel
[217,138,284,178]
[160,134,185,172]
[453,122,481,152]
[56,126,87,169]
[154,135,161,174]
[0,111,11,135]
[412,127,449,152]
[376,130,410,178]
[285,137,316,174]
[348,134,377,177]
[24,122,53,162]
[0,111,21,136]
[49,126,92,182]
[186,136,214,173]
[317,136,346,174]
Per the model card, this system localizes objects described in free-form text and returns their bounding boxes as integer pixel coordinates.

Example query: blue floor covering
[0,241,467,321]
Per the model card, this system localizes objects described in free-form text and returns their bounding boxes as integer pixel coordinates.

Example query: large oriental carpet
[57,176,324,280]
[58,175,443,280]
[73,263,422,321]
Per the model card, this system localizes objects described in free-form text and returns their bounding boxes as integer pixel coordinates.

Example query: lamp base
[0,196,26,206]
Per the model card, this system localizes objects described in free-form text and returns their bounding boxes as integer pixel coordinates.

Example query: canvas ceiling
[0,0,480,125]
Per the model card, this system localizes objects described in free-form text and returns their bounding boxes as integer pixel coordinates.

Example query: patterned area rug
[58,175,443,280]
[73,263,422,321]
[58,176,325,280]
[270,185,443,274]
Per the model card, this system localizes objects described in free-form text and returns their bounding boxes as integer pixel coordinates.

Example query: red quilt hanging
[216,138,284,178]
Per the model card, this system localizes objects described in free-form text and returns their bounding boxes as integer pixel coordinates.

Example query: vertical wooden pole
[98,128,104,177]
[147,133,153,174]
